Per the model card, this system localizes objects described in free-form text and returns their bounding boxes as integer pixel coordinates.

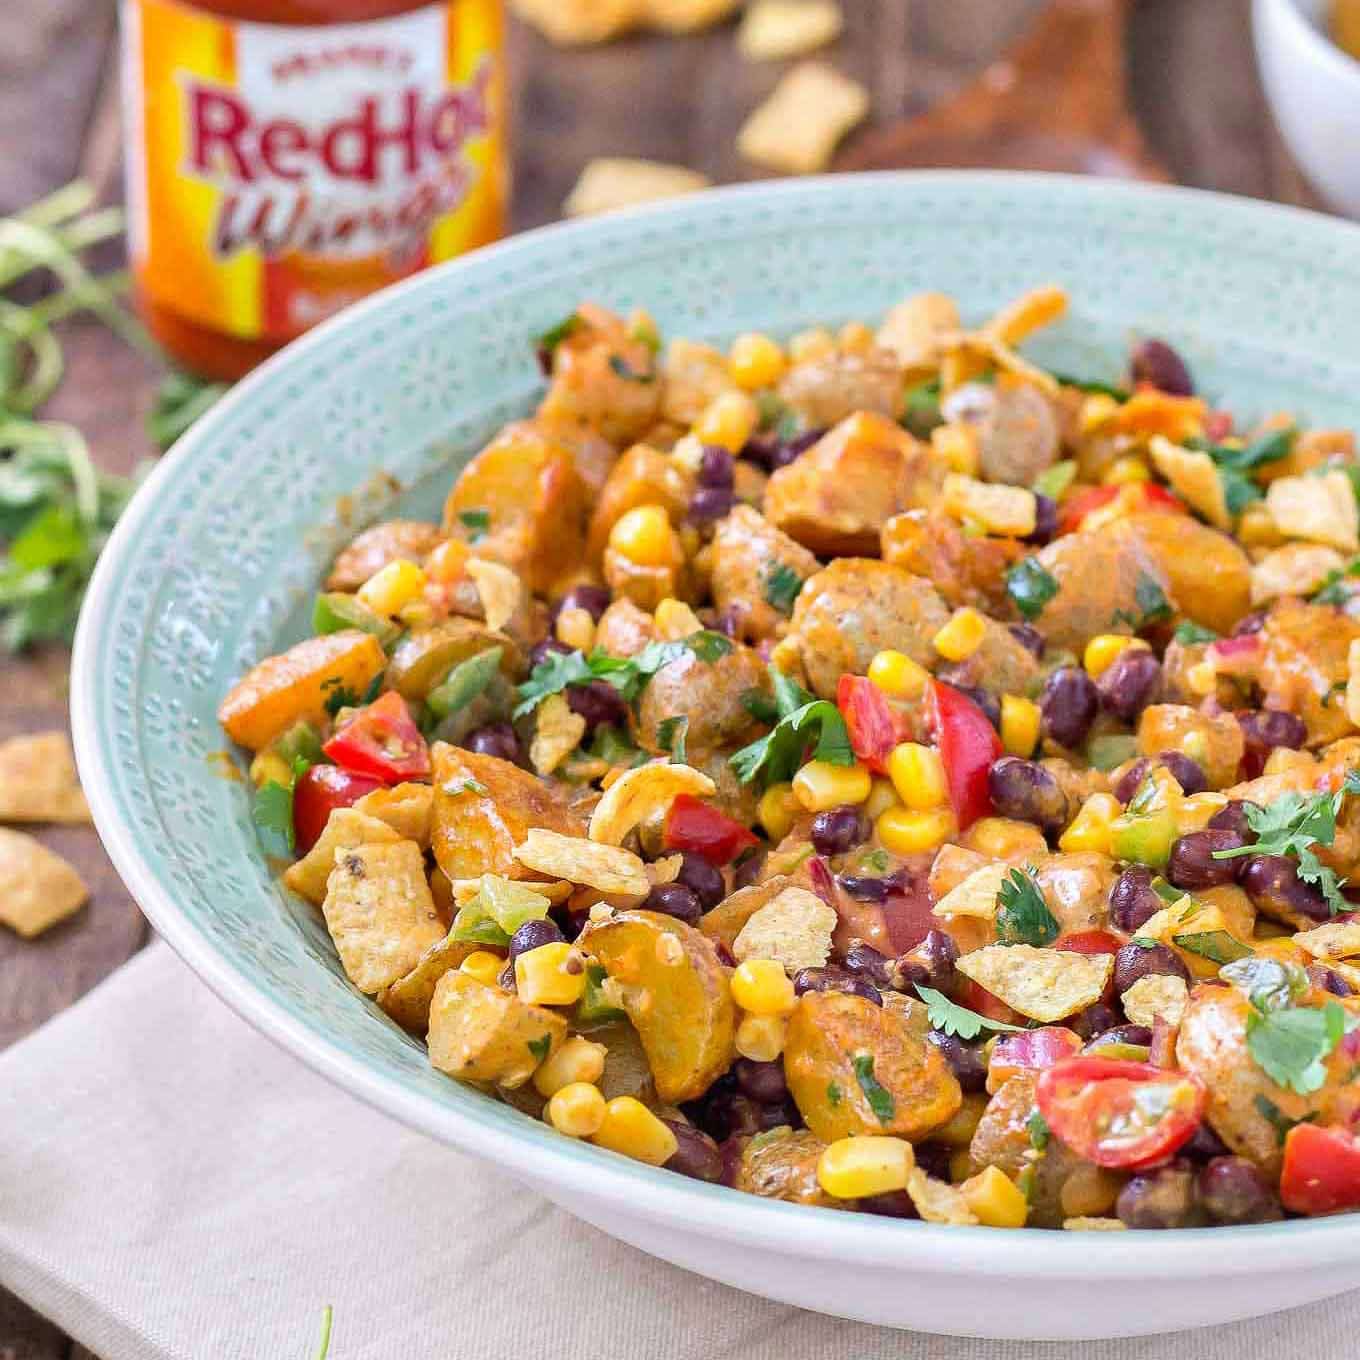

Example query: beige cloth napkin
[2,941,1358,1360]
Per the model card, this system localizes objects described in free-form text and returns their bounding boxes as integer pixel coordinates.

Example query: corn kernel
[548,1082,608,1139]
[1237,502,1282,546]
[768,635,803,676]
[933,608,988,663]
[1180,730,1209,765]
[426,538,470,584]
[695,391,759,453]
[931,424,980,477]
[1080,392,1120,434]
[591,1096,679,1165]
[729,332,787,390]
[460,950,505,986]
[731,959,797,1016]
[1101,455,1151,486]
[1000,694,1042,757]
[886,742,949,812]
[932,1092,988,1148]
[867,649,930,701]
[792,759,872,812]
[1083,633,1147,679]
[964,816,1047,861]
[534,1035,609,1098]
[1058,792,1121,854]
[789,326,836,364]
[816,1136,913,1199]
[1185,660,1218,697]
[556,605,596,652]
[514,941,588,1007]
[863,776,899,821]
[758,781,799,841]
[608,504,676,567]
[735,1013,787,1062]
[356,558,427,617]
[837,320,875,355]
[654,596,704,640]
[249,750,292,789]
[962,1165,1029,1228]
[877,805,956,855]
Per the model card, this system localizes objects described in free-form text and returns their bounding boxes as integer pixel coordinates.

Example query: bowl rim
[1257,0,1360,83]
[72,170,1360,1273]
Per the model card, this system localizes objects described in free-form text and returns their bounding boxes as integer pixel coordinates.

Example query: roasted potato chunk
[1138,704,1245,790]
[942,377,1059,487]
[1256,598,1360,748]
[578,909,737,1103]
[430,743,587,882]
[708,505,821,642]
[777,347,904,430]
[784,990,962,1142]
[386,618,522,701]
[326,519,445,592]
[593,597,658,657]
[734,1127,845,1208]
[881,508,1024,614]
[442,422,588,594]
[587,443,694,563]
[637,643,769,755]
[377,933,480,1033]
[321,840,445,995]
[427,970,567,1089]
[218,630,386,752]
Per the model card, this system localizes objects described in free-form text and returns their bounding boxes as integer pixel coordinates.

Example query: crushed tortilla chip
[1250,542,1344,606]
[1149,436,1230,530]
[354,781,433,847]
[0,731,90,823]
[732,886,836,973]
[1120,973,1189,1028]
[647,853,684,885]
[984,286,1069,348]
[0,827,89,937]
[1063,1217,1127,1231]
[284,808,402,905]
[736,62,870,174]
[932,861,1008,921]
[738,0,843,61]
[588,760,715,845]
[1266,471,1360,553]
[530,692,587,776]
[1293,921,1360,961]
[956,944,1113,1023]
[514,828,650,895]
[564,159,711,219]
[941,474,1037,537]
[466,557,522,632]
[875,292,961,371]
[906,1167,978,1225]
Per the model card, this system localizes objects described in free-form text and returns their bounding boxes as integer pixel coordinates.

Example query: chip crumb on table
[736,61,871,174]
[564,158,714,218]
[0,825,89,938]
[0,730,91,824]
[738,0,844,62]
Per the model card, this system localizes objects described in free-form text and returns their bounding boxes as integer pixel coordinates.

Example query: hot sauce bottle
[121,0,508,379]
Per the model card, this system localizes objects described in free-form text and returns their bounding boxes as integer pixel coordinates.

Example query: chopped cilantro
[534,313,581,371]
[1173,620,1219,646]
[1192,426,1295,474]
[994,866,1060,947]
[1026,1109,1051,1152]
[762,561,804,614]
[458,507,491,541]
[901,378,942,435]
[1218,465,1262,516]
[1134,573,1172,625]
[656,715,689,764]
[1171,930,1253,965]
[729,692,852,786]
[852,1053,896,1124]
[1245,998,1358,1096]
[914,983,1025,1039]
[608,353,655,383]
[826,1081,843,1108]
[252,778,296,856]
[323,682,359,717]
[1129,936,1159,950]
[1311,557,1360,607]
[1006,557,1059,620]
[527,1034,552,1062]
[1221,956,1310,1013]
[1253,1093,1311,1146]
[443,777,489,797]
[741,687,780,724]
[1051,373,1130,401]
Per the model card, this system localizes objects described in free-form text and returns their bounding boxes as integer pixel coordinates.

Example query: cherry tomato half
[1036,1056,1207,1170]
[1280,1123,1360,1216]
[837,674,910,774]
[989,1026,1083,1091]
[322,690,430,784]
[930,680,1001,831]
[1058,482,1186,535]
[957,977,1023,1027]
[663,793,759,865]
[292,763,383,855]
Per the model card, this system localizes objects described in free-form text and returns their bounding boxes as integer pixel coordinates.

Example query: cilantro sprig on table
[914,984,1025,1040]
[994,866,1060,947]
[729,667,852,786]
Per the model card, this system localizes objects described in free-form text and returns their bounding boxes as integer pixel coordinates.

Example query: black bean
[690,1088,762,1142]
[1198,1157,1283,1225]
[792,966,882,1006]
[733,849,766,890]
[858,1190,918,1218]
[1117,1165,1201,1228]
[757,1096,802,1131]
[1109,867,1163,934]
[913,1141,954,1182]
[1181,1123,1230,1164]
[1025,493,1058,545]
[566,679,630,732]
[662,1121,725,1182]
[1098,648,1162,723]
[1232,611,1267,637]
[528,637,572,669]
[837,873,893,902]
[698,445,735,489]
[1167,828,1246,890]
[842,943,894,989]
[987,756,1069,835]
[551,584,611,624]
[810,805,868,856]
[641,882,703,926]
[1085,1024,1154,1051]
[926,1030,988,1093]
[894,929,959,993]
[1071,1003,1121,1040]
[1131,338,1195,397]
[1240,854,1331,923]
[1009,622,1046,658]
[675,852,725,912]
[508,917,563,961]
[1040,667,1100,749]
[953,683,1001,732]
[1114,941,1190,995]
[1208,800,1258,840]
[1114,758,1154,805]
[1308,964,1354,996]
[733,1058,789,1104]
[688,486,735,525]
[1158,751,1206,796]
[1238,708,1307,757]
[463,722,522,765]
[774,428,824,466]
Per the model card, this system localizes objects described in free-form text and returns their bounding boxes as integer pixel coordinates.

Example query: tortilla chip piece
[932,861,1008,922]
[1063,1217,1127,1231]
[906,1167,978,1225]
[466,557,523,632]
[1249,543,1343,607]
[353,782,433,847]
[321,840,444,994]
[736,62,870,174]
[876,292,961,372]
[738,0,843,60]
[0,827,88,937]
[956,945,1113,1023]
[644,0,740,32]
[508,0,639,46]
[588,760,715,845]
[513,828,649,896]
[1267,471,1360,552]
[0,731,90,823]
[283,809,402,905]
[1293,921,1360,961]
[941,475,1037,537]
[564,159,711,219]
[377,932,479,1034]
[1120,973,1189,1029]
[529,693,587,777]
[732,886,836,973]
[1149,436,1230,530]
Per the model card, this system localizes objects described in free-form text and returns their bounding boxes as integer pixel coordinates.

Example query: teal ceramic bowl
[72,174,1360,1340]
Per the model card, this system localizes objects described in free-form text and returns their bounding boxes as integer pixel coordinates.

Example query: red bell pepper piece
[989,1027,1084,1088]
[958,977,1024,1027]
[837,674,909,774]
[1280,1123,1360,1216]
[322,690,430,785]
[1056,929,1123,956]
[930,680,1001,831]
[663,793,759,864]
[292,764,384,855]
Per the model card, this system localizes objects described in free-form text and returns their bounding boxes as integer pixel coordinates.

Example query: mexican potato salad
[218,288,1360,1229]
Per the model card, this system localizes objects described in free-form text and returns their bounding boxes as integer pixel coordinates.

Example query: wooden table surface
[0,0,1325,1353]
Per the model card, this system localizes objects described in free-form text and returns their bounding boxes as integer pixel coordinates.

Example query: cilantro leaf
[1051,373,1131,401]
[1006,558,1059,621]
[994,866,1060,947]
[1173,620,1219,646]
[253,778,296,856]
[534,313,581,372]
[826,1081,842,1107]
[741,687,779,725]
[1133,572,1172,627]
[527,1034,552,1062]
[608,353,655,383]
[1026,1109,1051,1152]
[656,715,688,764]
[458,507,491,541]
[729,698,852,785]
[914,984,1025,1039]
[1311,557,1360,607]
[852,1053,896,1124]
[323,682,360,717]
[1245,999,1358,1096]
[1218,465,1262,517]
[762,561,804,614]
[1195,426,1295,474]
[1171,929,1253,965]
[1253,1093,1311,1146]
